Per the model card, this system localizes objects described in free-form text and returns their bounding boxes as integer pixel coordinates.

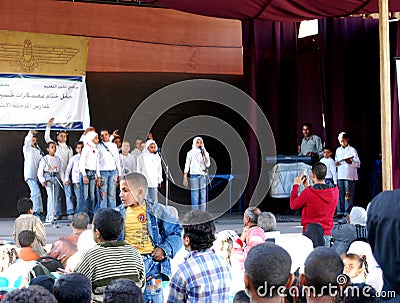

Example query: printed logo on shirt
[138,213,146,224]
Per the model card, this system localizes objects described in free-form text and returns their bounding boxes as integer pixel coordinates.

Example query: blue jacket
[116,199,183,280]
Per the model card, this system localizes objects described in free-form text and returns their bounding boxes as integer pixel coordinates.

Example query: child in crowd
[17,230,40,261]
[37,142,64,222]
[119,141,137,175]
[78,131,100,221]
[320,146,337,185]
[64,141,84,220]
[341,253,368,283]
[137,140,162,202]
[13,197,47,257]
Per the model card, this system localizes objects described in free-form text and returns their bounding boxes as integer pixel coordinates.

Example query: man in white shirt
[335,132,360,217]
[23,130,44,218]
[131,138,143,159]
[98,128,121,209]
[183,137,210,210]
[45,118,74,218]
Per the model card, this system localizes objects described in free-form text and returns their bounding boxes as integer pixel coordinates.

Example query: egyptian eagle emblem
[0,39,79,73]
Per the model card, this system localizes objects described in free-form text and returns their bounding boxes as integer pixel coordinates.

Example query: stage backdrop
[0,30,90,129]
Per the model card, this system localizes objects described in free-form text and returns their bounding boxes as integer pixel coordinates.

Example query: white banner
[0,74,90,130]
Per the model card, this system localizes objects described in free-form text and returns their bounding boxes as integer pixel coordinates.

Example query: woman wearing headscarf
[183,137,210,210]
[331,206,368,255]
[137,140,162,203]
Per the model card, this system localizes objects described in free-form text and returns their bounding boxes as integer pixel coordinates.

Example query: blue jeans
[79,170,97,221]
[73,183,81,213]
[99,170,117,209]
[44,173,62,221]
[337,179,356,215]
[26,179,43,213]
[64,184,75,215]
[143,254,163,303]
[190,174,207,210]
[146,187,158,203]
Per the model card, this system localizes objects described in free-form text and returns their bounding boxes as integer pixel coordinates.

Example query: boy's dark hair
[72,212,90,230]
[324,146,333,153]
[17,197,33,215]
[245,242,292,298]
[233,289,250,303]
[103,278,145,303]
[74,141,84,149]
[304,223,325,248]
[303,247,344,296]
[93,208,123,241]
[312,162,327,180]
[2,285,57,303]
[302,122,313,130]
[18,230,35,248]
[181,210,216,252]
[47,141,56,148]
[53,273,92,303]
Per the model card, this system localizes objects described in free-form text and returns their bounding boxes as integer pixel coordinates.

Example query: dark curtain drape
[242,17,399,209]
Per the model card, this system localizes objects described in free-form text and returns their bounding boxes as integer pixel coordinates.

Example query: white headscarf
[143,139,158,156]
[191,136,204,151]
[84,131,98,147]
[350,206,367,226]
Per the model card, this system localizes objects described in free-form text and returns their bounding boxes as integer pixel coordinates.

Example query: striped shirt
[167,248,232,303]
[75,241,145,302]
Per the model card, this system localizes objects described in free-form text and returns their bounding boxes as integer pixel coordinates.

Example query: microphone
[34,143,45,156]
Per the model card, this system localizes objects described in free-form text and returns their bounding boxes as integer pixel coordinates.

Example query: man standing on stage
[183,137,210,210]
[23,130,44,219]
[298,122,323,157]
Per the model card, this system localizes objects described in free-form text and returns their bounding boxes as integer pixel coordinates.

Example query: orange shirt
[19,247,40,261]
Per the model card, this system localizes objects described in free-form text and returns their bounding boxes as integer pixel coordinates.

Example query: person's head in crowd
[84,131,99,147]
[147,132,154,141]
[140,142,146,152]
[74,141,84,154]
[258,212,277,232]
[341,253,365,279]
[47,141,57,156]
[121,141,131,155]
[100,128,111,143]
[244,242,293,301]
[18,230,35,248]
[112,136,122,149]
[301,247,344,297]
[72,212,90,232]
[243,206,260,226]
[343,283,379,303]
[304,223,325,248]
[92,208,123,243]
[120,173,148,208]
[2,285,57,303]
[103,278,144,303]
[311,162,327,182]
[323,146,333,159]
[17,197,33,215]
[181,210,216,252]
[30,275,55,294]
[53,273,92,303]
[233,289,250,303]
[349,207,367,226]
[57,130,68,144]
[145,140,157,154]
[134,138,143,150]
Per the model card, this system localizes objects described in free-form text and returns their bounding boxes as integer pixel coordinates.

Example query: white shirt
[37,155,64,183]
[98,141,121,175]
[23,131,42,181]
[45,126,73,171]
[131,148,141,159]
[79,144,100,177]
[184,148,210,175]
[320,157,338,184]
[65,153,81,183]
[335,145,360,180]
[137,153,162,188]
[119,153,137,175]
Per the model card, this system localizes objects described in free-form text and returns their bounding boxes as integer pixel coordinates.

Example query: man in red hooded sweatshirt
[290,162,338,246]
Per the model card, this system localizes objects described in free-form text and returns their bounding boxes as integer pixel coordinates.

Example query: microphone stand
[199,147,209,210]
[158,148,175,206]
